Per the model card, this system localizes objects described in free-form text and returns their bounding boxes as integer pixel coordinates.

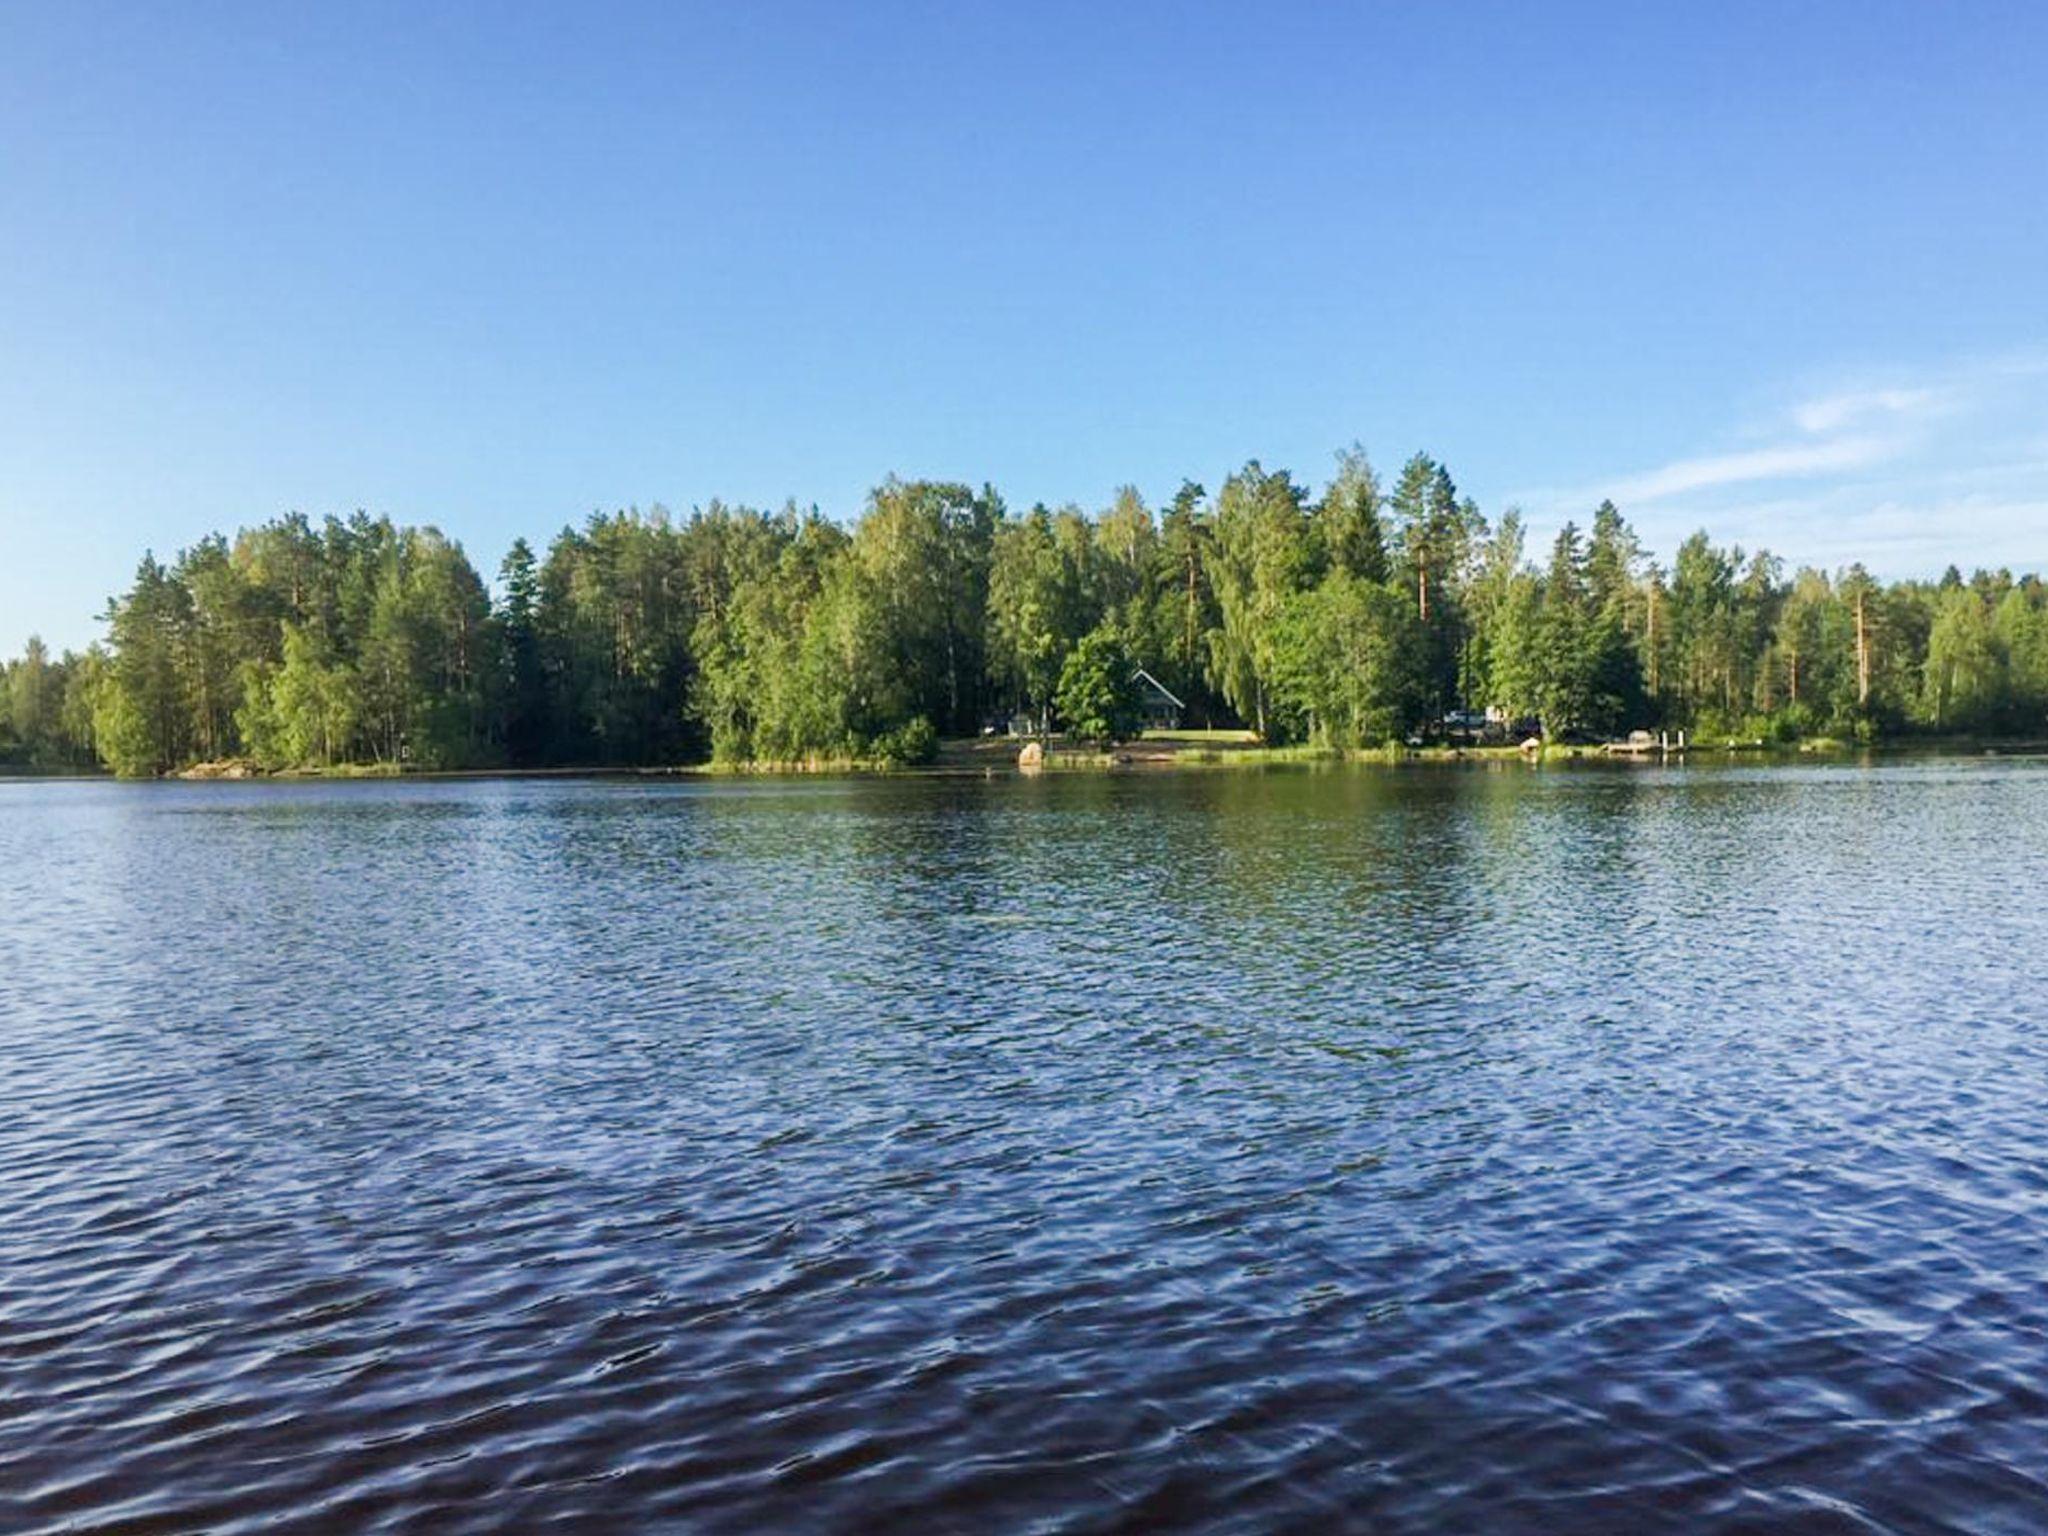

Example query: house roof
[1130,668,1184,708]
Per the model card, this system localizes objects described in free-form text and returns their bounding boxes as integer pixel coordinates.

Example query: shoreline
[10,735,2046,785]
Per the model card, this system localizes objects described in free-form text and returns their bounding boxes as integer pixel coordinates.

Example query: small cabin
[1131,669,1184,733]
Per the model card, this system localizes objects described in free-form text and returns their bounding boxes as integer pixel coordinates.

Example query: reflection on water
[2,761,2046,1532]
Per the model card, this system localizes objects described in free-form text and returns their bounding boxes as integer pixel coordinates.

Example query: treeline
[5,451,2047,776]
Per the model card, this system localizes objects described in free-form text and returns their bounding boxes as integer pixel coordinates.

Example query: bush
[1770,704,1818,743]
[871,716,938,766]
[1055,625,1141,745]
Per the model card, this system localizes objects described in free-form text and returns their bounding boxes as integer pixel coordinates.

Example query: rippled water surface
[5,762,2048,1533]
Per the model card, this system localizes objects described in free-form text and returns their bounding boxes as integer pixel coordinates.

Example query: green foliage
[497,536,545,764]
[538,509,697,764]
[0,636,101,770]
[268,625,360,767]
[1268,574,1424,746]
[1923,584,2004,730]
[1205,461,1317,738]
[1055,624,1141,744]
[1524,522,1642,738]
[1316,445,1390,583]
[986,504,1082,732]
[93,554,192,776]
[871,716,938,766]
[1389,452,1485,714]
[90,677,156,779]
[13,454,2048,779]
[1149,480,1220,712]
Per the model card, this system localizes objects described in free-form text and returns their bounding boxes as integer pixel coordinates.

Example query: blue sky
[3,0,2046,652]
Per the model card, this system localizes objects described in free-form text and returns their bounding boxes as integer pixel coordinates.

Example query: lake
[3,761,2046,1533]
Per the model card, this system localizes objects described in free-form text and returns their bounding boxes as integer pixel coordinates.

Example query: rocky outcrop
[176,759,262,780]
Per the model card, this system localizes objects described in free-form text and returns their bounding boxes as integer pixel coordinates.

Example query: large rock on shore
[177,759,258,780]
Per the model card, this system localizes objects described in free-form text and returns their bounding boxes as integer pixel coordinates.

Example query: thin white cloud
[1502,346,2048,578]
[1603,434,1896,504]
[1788,386,1942,435]
[1755,495,2046,574]
[1568,356,2034,510]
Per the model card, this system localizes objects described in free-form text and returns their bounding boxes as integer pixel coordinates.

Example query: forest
[4,450,2046,776]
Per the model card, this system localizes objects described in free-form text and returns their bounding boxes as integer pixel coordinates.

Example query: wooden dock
[1605,730,1687,756]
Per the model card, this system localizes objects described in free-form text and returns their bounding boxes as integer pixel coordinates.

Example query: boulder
[177,758,255,780]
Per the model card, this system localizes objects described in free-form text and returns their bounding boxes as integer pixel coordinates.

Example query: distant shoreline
[8,734,2045,786]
